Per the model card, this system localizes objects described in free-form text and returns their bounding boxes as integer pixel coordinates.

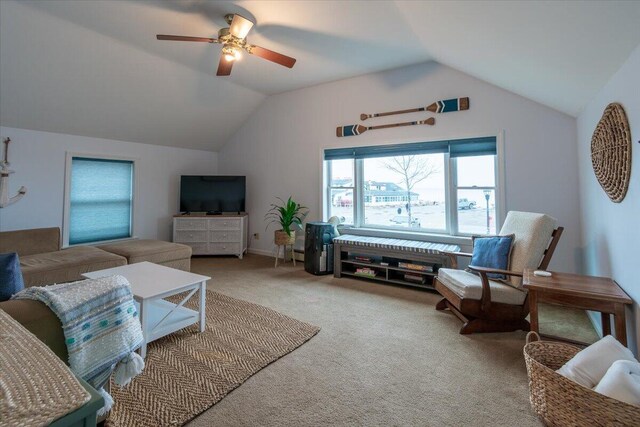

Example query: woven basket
[274,230,296,245]
[523,332,640,426]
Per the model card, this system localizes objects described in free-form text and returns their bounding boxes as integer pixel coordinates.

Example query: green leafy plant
[265,196,308,236]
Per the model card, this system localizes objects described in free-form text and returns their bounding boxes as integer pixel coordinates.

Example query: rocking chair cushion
[499,211,557,289]
[437,268,527,305]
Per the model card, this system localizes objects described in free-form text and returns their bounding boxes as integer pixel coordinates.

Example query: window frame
[325,159,356,225]
[62,152,139,247]
[448,154,500,236]
[322,132,505,242]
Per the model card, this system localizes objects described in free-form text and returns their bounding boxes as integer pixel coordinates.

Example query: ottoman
[99,239,192,271]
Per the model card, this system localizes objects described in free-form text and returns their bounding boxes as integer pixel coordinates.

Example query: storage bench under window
[333,235,460,290]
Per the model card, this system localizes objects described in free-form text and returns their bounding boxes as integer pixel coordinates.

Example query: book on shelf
[380,261,390,267]
[398,262,434,272]
[403,273,426,284]
[354,267,377,278]
[354,256,373,263]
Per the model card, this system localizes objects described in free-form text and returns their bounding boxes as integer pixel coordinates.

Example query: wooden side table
[523,269,632,346]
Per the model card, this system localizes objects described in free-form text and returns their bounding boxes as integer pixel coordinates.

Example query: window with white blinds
[65,156,135,245]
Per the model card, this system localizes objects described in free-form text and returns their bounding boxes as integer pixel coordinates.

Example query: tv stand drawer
[209,243,240,254]
[209,219,241,230]
[210,231,240,242]
[173,215,248,258]
[175,230,208,242]
[174,219,208,230]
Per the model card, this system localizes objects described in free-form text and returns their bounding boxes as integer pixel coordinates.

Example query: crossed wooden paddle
[336,97,469,137]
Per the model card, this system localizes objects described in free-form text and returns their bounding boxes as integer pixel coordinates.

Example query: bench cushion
[99,239,192,267]
[333,235,459,254]
[437,268,527,305]
[20,246,127,287]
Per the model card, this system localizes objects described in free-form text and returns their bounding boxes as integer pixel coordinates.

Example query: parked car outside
[390,215,421,228]
[457,198,476,210]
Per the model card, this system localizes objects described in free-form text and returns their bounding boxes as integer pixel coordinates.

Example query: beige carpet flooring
[187,254,598,427]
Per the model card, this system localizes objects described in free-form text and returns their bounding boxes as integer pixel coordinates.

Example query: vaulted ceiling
[1,1,639,151]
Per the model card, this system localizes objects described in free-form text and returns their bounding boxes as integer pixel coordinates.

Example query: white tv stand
[173,213,248,258]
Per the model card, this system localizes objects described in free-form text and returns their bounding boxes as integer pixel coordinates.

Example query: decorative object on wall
[336,117,435,138]
[360,97,469,121]
[590,103,632,203]
[0,137,27,208]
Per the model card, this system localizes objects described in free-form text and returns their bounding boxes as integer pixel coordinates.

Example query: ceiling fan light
[222,45,239,62]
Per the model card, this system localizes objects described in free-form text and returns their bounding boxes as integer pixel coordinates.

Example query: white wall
[576,44,640,354]
[0,127,217,242]
[218,61,580,272]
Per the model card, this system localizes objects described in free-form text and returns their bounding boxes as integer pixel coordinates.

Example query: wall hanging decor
[360,97,469,121]
[336,117,435,138]
[0,137,27,208]
[590,103,632,203]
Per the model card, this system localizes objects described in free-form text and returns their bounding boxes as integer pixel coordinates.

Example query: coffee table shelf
[141,299,200,342]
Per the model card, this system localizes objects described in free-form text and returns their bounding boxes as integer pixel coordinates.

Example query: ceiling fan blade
[216,56,234,76]
[229,14,254,39]
[249,46,296,68]
[156,35,217,43]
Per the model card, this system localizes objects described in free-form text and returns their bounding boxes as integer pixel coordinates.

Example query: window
[323,136,502,237]
[64,155,136,245]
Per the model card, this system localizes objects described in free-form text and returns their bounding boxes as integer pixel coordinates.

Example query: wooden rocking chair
[434,211,563,334]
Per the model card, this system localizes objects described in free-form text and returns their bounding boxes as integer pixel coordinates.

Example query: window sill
[337,227,472,247]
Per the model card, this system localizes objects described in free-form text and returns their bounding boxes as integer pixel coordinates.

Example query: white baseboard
[248,247,305,262]
[587,310,603,338]
[248,247,275,257]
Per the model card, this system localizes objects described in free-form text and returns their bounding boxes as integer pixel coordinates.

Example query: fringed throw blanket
[13,274,145,414]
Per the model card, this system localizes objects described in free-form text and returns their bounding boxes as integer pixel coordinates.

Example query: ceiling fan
[156,13,296,76]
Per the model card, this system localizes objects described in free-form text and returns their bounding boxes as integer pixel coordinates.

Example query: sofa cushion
[0,298,68,362]
[438,268,527,305]
[0,252,25,301]
[99,239,192,266]
[0,227,60,256]
[20,246,127,286]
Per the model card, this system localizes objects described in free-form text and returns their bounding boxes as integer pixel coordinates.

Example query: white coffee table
[82,261,210,358]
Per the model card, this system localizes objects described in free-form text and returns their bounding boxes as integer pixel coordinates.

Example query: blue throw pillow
[0,252,25,301]
[468,235,514,280]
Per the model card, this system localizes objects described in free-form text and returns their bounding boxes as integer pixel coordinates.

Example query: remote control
[533,270,552,277]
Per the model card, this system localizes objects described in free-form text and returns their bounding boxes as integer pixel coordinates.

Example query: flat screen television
[180,175,246,214]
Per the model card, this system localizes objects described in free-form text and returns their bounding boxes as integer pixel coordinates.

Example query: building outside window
[63,154,136,246]
[324,136,502,237]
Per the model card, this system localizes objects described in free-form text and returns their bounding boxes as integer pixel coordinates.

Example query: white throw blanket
[594,360,640,406]
[13,275,145,414]
[556,335,638,388]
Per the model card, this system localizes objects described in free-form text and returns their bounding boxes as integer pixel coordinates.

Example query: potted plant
[265,196,308,245]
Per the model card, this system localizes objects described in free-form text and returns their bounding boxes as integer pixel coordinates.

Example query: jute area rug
[106,291,320,427]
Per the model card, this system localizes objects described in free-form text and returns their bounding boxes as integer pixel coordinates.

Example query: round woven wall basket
[591,103,632,203]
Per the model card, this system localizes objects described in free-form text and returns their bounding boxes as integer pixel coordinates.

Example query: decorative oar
[360,97,469,121]
[337,117,435,138]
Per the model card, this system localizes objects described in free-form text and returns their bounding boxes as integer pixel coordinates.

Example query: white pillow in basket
[594,360,640,406]
[556,335,638,388]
